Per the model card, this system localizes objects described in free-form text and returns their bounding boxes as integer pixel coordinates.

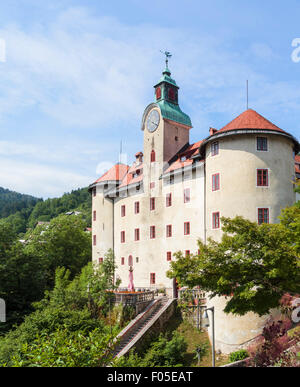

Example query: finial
[160,50,172,69]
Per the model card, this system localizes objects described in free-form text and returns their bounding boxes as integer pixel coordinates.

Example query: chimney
[209,127,218,136]
[135,152,143,164]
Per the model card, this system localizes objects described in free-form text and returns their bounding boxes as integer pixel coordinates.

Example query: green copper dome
[157,100,192,127]
[153,66,192,128]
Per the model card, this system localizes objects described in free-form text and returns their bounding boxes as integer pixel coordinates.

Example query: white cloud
[0,156,93,198]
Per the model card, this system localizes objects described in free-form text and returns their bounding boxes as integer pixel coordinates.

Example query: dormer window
[181,156,187,162]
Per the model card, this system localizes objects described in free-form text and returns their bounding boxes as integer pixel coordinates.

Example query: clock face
[146,109,160,133]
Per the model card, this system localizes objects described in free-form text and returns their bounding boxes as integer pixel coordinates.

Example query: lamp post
[201,306,215,367]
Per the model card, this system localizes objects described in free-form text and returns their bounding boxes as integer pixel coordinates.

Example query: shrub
[229,349,249,363]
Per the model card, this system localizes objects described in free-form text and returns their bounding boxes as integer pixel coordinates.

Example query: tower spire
[160,50,172,73]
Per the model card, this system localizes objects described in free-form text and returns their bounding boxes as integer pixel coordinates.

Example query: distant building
[89,62,300,353]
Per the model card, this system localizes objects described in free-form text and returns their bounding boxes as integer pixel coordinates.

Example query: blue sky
[0,0,300,198]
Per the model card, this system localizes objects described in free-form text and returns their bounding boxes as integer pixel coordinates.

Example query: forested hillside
[0,187,92,234]
[0,187,41,218]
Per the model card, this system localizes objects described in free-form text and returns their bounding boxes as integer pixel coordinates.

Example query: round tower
[200,109,300,353]
[89,163,129,265]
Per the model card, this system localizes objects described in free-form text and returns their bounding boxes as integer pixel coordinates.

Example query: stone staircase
[112,296,171,358]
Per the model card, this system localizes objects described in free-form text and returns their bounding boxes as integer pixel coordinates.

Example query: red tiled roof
[218,109,286,134]
[119,172,143,188]
[94,163,129,184]
[164,140,204,174]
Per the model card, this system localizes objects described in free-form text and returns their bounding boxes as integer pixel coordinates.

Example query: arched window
[151,150,156,162]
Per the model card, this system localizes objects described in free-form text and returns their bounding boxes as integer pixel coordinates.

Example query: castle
[89,61,300,352]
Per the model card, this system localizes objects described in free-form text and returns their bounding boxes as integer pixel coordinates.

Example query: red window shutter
[150,273,156,285]
[166,225,172,238]
[121,257,125,265]
[212,174,220,191]
[151,150,156,163]
[167,252,172,261]
[121,231,125,243]
[185,250,190,257]
[135,201,140,214]
[121,205,126,217]
[150,197,155,211]
[212,212,220,229]
[128,255,133,266]
[99,257,103,264]
[257,137,268,151]
[93,211,96,221]
[258,208,269,224]
[184,222,190,235]
[150,226,156,239]
[135,228,140,241]
[257,169,268,186]
[166,193,172,207]
[211,141,219,156]
[93,235,96,246]
[184,188,190,203]
[168,87,175,100]
[150,182,155,189]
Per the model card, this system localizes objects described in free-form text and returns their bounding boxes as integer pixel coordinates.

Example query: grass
[162,309,229,367]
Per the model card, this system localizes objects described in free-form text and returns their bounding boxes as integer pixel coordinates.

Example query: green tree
[167,214,300,316]
[25,214,91,287]
[10,328,114,367]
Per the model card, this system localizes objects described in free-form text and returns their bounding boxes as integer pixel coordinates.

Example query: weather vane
[160,50,172,68]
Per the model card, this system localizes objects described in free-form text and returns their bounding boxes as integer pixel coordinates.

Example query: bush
[229,349,249,363]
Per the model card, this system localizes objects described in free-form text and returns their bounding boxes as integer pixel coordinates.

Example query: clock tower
[141,59,192,188]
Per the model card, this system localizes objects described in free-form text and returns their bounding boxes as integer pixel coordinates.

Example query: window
[212,212,220,229]
[257,137,268,151]
[99,258,103,264]
[212,173,220,191]
[93,188,96,197]
[121,231,125,243]
[150,226,156,239]
[150,182,155,189]
[184,222,190,235]
[121,257,125,265]
[121,205,126,217]
[134,201,140,214]
[128,255,133,266]
[150,197,155,211]
[150,273,156,285]
[156,87,161,100]
[134,228,140,241]
[151,150,156,163]
[136,257,139,263]
[166,193,172,207]
[257,169,269,186]
[185,250,190,257]
[258,208,269,224]
[93,211,96,221]
[168,87,175,101]
[166,225,172,238]
[167,252,172,261]
[93,235,96,246]
[184,188,190,203]
[211,141,219,156]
